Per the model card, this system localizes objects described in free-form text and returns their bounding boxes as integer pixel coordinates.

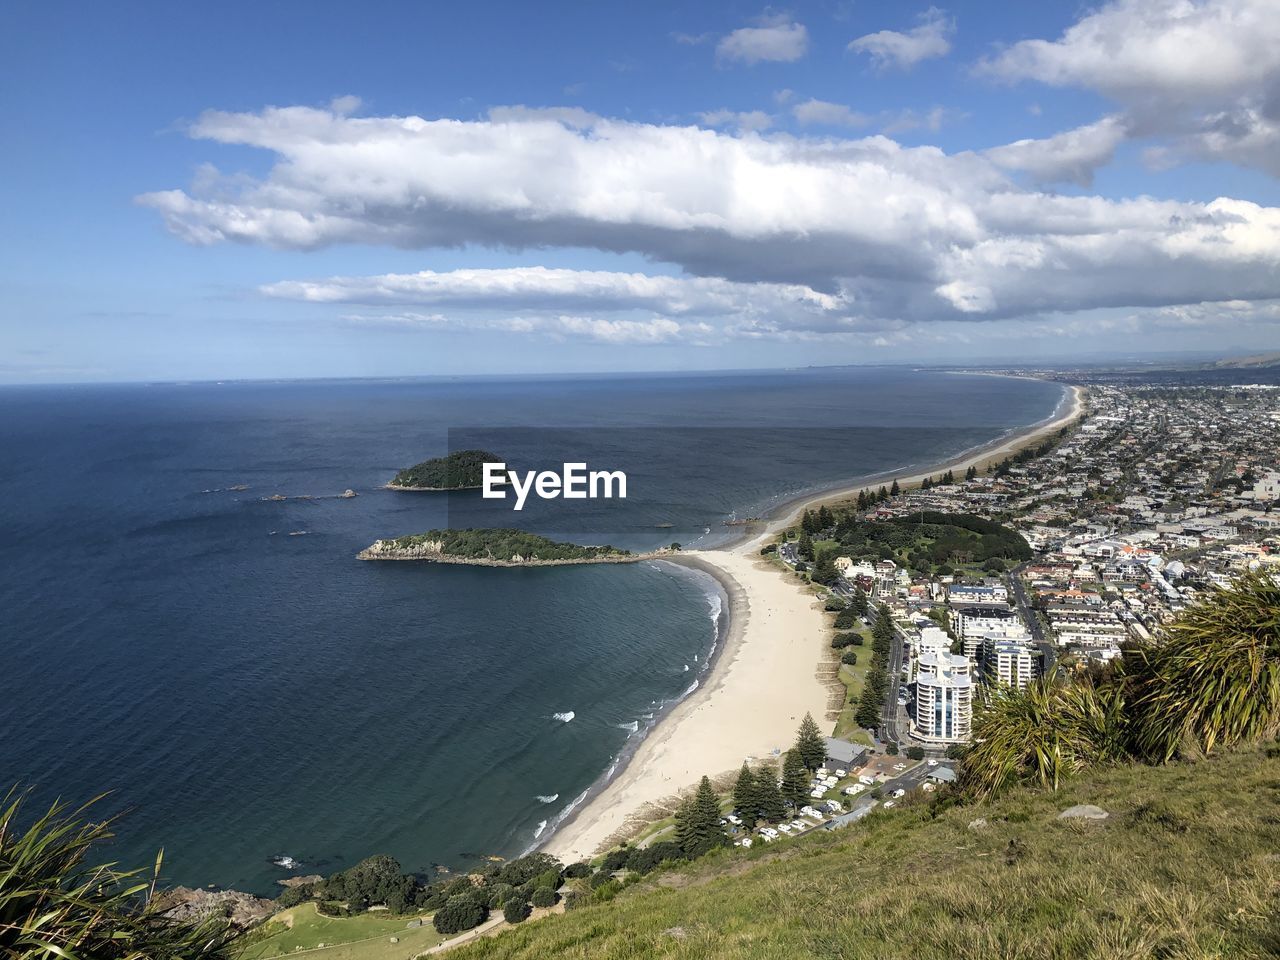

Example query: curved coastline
[539,380,1085,862]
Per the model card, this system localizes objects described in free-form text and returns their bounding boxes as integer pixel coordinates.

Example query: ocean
[0,367,1063,893]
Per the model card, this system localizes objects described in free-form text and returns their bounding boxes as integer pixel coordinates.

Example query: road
[1009,562,1057,676]
[869,604,911,748]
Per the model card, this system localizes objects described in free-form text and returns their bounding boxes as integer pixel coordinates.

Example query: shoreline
[540,380,1086,862]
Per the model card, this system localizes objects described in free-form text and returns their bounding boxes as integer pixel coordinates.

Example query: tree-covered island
[358,528,672,565]
[386,449,502,490]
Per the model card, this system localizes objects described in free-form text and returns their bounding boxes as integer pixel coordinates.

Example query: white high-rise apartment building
[985,641,1036,690]
[913,651,973,743]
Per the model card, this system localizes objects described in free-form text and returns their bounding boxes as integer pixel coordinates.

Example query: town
[779,377,1280,757]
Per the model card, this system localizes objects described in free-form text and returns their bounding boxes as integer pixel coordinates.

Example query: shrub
[834,608,860,630]
[483,882,514,908]
[562,890,587,911]
[905,746,925,761]
[1126,571,1280,762]
[433,894,487,935]
[562,861,591,879]
[502,898,532,924]
[841,649,858,666]
[601,849,630,872]
[0,793,239,959]
[831,632,859,649]
[588,871,614,889]
[824,596,848,611]
[531,886,556,908]
[960,677,1128,800]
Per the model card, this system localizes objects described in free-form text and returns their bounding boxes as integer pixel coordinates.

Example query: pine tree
[855,682,882,729]
[817,505,833,529]
[780,750,809,810]
[965,465,977,481]
[754,764,787,823]
[889,478,900,496]
[678,776,728,858]
[732,763,759,828]
[801,509,817,534]
[793,712,827,771]
[921,476,932,491]
[877,485,889,502]
[856,490,869,510]
[943,469,955,484]
[797,530,814,561]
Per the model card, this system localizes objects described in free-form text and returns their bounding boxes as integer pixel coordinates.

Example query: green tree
[889,478,900,496]
[732,763,760,827]
[793,712,827,771]
[754,764,788,823]
[841,649,858,666]
[801,509,818,534]
[675,777,727,858]
[856,490,869,510]
[817,505,834,529]
[797,530,814,561]
[780,750,809,809]
[433,894,487,934]
[906,746,925,761]
[965,465,977,481]
[530,887,556,908]
[503,897,532,923]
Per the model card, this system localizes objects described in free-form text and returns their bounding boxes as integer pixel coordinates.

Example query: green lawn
[831,623,873,744]
[238,902,447,960]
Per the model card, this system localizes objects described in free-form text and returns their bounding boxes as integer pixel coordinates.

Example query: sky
[4,0,1280,383]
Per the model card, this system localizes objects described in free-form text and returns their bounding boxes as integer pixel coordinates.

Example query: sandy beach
[543,381,1086,863]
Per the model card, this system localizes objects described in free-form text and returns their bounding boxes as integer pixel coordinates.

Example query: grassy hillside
[451,744,1280,960]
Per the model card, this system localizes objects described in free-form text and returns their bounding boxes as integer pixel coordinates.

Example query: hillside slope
[454,746,1280,960]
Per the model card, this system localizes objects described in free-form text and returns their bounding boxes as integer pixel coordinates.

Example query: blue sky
[3,0,1280,383]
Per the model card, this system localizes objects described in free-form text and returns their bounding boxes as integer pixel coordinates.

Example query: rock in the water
[277,874,323,888]
[967,818,988,830]
[1058,804,1109,821]
[157,887,275,929]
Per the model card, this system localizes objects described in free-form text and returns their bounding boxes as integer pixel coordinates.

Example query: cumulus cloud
[791,99,870,128]
[138,102,1280,333]
[985,115,1129,186]
[977,0,1280,176]
[848,7,954,70]
[717,14,808,65]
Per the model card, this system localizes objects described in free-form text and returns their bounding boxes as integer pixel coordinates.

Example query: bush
[562,890,587,911]
[1126,571,1280,762]
[562,861,591,879]
[905,746,925,761]
[841,650,858,666]
[959,678,1127,800]
[834,608,860,630]
[531,886,556,908]
[830,632,859,649]
[601,849,630,872]
[760,543,777,555]
[483,882,514,908]
[433,894,487,935]
[885,743,899,755]
[502,898,532,924]
[824,596,848,611]
[588,871,614,889]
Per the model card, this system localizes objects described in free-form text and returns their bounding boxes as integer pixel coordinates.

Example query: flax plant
[0,791,235,960]
[1124,570,1280,763]
[959,677,1128,800]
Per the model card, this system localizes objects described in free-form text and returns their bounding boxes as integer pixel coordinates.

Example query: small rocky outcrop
[1057,804,1109,821]
[277,874,323,888]
[157,887,276,929]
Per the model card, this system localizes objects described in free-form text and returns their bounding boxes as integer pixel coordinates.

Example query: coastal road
[870,606,910,747]
[1009,563,1057,676]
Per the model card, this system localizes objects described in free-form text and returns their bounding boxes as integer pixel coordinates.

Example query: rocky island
[358,528,674,566]
[386,449,501,491]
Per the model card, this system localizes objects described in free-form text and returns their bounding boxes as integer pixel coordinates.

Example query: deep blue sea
[0,368,1062,894]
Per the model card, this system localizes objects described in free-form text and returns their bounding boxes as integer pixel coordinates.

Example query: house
[824,737,867,770]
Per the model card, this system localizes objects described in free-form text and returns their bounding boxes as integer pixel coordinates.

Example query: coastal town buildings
[912,651,973,743]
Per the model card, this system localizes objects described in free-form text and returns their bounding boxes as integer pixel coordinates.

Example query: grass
[237,902,446,960]
[445,743,1280,959]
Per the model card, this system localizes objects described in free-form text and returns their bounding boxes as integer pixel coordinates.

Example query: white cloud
[717,14,808,65]
[699,108,775,132]
[977,0,1280,177]
[262,266,840,316]
[139,102,1280,332]
[791,99,870,128]
[848,7,954,70]
[339,310,713,345]
[985,115,1129,186]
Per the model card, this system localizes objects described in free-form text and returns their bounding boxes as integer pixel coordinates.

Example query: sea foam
[552,711,575,722]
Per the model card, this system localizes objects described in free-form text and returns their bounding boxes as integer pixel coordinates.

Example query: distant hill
[1206,351,1280,370]
[449,744,1280,959]
[387,449,501,490]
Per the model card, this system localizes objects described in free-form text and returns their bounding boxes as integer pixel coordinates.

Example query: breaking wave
[536,794,559,804]
[551,711,575,723]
